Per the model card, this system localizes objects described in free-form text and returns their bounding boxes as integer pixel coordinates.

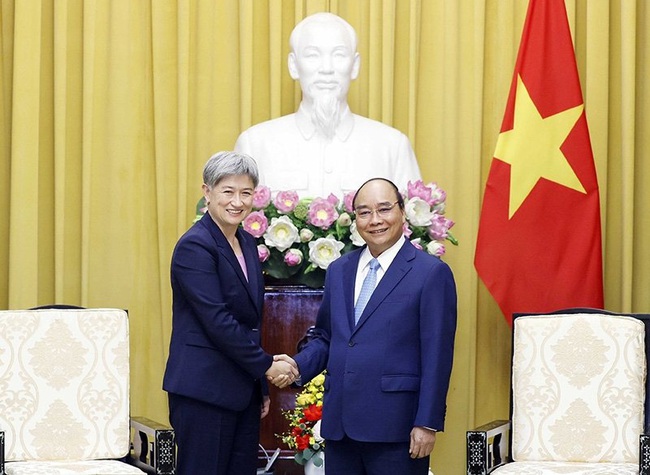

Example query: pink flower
[402,223,413,238]
[307,198,339,230]
[284,249,303,266]
[257,244,270,262]
[410,238,423,251]
[274,190,300,213]
[428,215,455,240]
[253,185,272,209]
[428,182,447,207]
[407,180,446,207]
[343,191,355,213]
[407,180,431,202]
[243,211,268,238]
[326,193,339,206]
[426,241,446,257]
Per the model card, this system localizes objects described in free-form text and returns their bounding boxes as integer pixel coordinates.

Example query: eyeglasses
[354,201,399,220]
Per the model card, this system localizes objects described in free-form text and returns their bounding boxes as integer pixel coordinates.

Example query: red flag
[474,0,603,324]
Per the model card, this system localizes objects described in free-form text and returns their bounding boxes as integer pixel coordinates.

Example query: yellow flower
[296,393,316,406]
[278,371,327,465]
[312,373,325,386]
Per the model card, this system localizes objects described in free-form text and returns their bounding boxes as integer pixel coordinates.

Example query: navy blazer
[294,238,457,442]
[163,213,272,411]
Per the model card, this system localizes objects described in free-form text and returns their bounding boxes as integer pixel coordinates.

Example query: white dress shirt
[354,238,406,305]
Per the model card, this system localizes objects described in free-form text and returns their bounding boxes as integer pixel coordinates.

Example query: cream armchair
[467,309,650,475]
[0,307,175,475]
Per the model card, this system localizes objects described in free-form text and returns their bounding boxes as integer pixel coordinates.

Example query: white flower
[312,420,324,443]
[308,237,345,269]
[299,228,314,242]
[426,240,446,257]
[263,215,300,252]
[432,201,446,215]
[405,197,435,227]
[336,212,352,227]
[349,222,366,247]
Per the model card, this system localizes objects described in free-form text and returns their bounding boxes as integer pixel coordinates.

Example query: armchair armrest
[1,430,5,475]
[129,417,175,475]
[467,419,510,475]
[640,434,650,475]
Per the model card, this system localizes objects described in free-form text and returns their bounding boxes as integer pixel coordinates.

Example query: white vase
[304,453,325,475]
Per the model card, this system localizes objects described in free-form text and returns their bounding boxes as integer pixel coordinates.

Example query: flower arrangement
[279,372,325,466]
[195,179,457,288]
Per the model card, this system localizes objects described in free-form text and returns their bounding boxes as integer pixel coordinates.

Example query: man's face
[354,180,405,257]
[289,21,360,105]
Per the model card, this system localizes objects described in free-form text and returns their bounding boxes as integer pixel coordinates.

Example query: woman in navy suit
[163,151,297,474]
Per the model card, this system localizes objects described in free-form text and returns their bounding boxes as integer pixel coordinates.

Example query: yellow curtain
[1,1,648,472]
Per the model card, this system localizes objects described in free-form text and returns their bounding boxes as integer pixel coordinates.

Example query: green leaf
[295,268,326,288]
[263,252,301,279]
[303,447,315,459]
[312,454,324,467]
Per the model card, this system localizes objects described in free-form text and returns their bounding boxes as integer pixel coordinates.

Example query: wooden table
[258,285,324,472]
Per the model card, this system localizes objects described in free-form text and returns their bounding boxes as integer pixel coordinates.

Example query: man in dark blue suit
[290,177,457,475]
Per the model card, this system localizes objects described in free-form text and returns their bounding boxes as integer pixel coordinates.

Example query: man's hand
[260,395,271,419]
[409,426,436,459]
[265,354,299,388]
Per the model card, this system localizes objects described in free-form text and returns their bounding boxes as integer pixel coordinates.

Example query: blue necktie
[355,258,380,324]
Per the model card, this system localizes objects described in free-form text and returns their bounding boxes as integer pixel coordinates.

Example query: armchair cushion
[0,308,136,468]
[491,460,638,474]
[4,460,144,475]
[511,313,646,464]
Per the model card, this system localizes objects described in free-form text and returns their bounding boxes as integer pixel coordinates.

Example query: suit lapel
[343,251,362,332]
[202,214,260,312]
[239,228,263,313]
[352,240,415,334]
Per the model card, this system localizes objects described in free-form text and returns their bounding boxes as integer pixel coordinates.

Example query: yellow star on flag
[495,75,586,218]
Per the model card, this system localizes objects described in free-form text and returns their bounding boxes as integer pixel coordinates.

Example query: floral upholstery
[4,460,144,475]
[490,460,638,474]
[0,308,144,474]
[493,313,646,474]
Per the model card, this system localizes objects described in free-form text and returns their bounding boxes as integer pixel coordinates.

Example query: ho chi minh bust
[235,12,421,198]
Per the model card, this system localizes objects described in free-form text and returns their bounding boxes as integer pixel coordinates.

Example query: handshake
[265,354,299,389]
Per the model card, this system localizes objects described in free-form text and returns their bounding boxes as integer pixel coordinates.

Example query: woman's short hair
[202,151,259,189]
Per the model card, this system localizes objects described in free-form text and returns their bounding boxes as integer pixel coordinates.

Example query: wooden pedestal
[258,285,324,474]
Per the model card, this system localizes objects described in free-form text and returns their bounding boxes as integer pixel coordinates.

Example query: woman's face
[203,174,255,233]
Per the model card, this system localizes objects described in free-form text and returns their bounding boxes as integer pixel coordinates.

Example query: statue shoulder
[235,113,300,155]
[351,113,409,140]
[238,113,298,139]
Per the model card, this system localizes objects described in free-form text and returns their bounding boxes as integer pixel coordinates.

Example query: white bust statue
[235,12,421,198]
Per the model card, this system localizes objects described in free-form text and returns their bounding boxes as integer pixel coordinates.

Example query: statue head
[288,13,361,138]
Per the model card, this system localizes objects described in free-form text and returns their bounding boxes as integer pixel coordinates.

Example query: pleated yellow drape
[1,1,649,473]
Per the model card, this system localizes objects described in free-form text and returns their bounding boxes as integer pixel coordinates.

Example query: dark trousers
[325,435,430,475]
[168,392,261,475]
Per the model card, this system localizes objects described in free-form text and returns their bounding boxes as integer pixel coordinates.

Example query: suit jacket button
[348,341,355,347]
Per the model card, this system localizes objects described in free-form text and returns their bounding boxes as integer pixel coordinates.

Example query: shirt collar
[358,237,407,273]
[294,102,355,142]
